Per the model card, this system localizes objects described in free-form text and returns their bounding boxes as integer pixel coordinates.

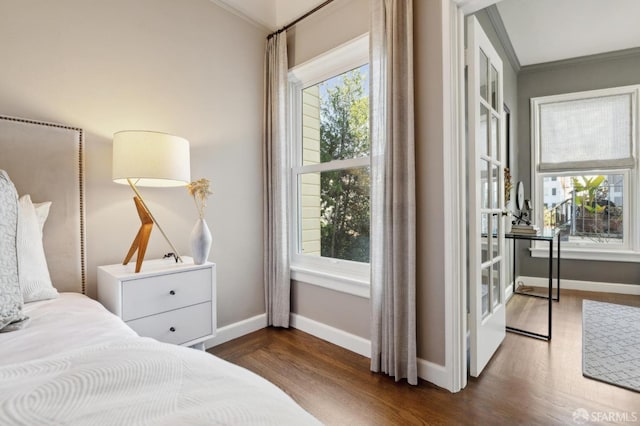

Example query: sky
[317,63,370,101]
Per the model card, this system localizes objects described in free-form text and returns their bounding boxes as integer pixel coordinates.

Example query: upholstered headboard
[0,116,85,294]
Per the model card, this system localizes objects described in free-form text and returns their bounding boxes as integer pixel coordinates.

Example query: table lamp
[112,130,191,272]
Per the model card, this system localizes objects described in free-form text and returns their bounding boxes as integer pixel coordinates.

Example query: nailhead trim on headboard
[0,115,86,295]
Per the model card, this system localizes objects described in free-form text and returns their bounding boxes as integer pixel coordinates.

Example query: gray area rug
[582,300,640,392]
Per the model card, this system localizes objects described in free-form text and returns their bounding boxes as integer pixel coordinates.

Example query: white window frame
[530,85,640,262]
[288,34,370,298]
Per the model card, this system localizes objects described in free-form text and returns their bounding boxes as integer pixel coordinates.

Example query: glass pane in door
[480,50,488,102]
[490,65,498,109]
[492,261,501,308]
[491,164,499,209]
[480,105,489,157]
[491,114,499,159]
[481,213,490,264]
[492,219,499,259]
[481,160,489,209]
[482,266,490,318]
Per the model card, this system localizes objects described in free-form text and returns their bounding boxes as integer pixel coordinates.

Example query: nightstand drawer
[122,268,212,321]
[126,302,213,345]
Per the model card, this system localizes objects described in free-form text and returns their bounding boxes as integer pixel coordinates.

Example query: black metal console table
[505,228,560,341]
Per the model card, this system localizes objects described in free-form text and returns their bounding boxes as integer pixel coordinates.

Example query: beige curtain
[370,0,417,385]
[263,31,290,328]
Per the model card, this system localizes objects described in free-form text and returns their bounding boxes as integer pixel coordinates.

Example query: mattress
[0,293,320,425]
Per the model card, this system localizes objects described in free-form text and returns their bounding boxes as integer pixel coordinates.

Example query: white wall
[287,0,369,68]
[276,0,327,28]
[0,0,268,328]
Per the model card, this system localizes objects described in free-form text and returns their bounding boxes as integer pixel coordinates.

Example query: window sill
[529,247,640,263]
[290,265,370,299]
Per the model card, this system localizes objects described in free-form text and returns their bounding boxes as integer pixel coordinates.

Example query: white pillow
[33,201,52,232]
[17,195,58,303]
[0,170,29,332]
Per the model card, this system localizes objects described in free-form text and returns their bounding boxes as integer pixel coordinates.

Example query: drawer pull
[170,327,176,332]
[169,290,176,295]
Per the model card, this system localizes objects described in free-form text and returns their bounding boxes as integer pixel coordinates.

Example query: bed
[0,116,319,425]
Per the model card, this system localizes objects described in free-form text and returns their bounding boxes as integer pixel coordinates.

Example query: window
[543,175,624,243]
[288,35,370,296]
[531,85,639,261]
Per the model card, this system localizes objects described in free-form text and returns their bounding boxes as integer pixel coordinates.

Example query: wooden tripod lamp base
[112,131,189,272]
[123,196,154,273]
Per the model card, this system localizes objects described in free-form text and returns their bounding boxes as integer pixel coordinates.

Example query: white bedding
[0,294,320,425]
[0,293,136,365]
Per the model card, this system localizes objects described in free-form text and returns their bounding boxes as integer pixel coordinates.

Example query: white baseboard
[203,311,455,391]
[517,276,640,295]
[417,358,451,391]
[290,313,454,391]
[205,313,267,349]
[290,313,371,357]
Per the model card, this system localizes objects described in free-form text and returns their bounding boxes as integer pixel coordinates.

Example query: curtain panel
[370,0,417,385]
[263,31,291,328]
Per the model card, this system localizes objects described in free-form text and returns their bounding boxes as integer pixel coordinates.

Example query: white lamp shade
[112,131,191,187]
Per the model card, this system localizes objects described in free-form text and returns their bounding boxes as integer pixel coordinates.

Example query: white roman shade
[538,93,634,172]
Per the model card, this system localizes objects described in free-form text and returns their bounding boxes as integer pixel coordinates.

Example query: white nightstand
[97,257,216,350]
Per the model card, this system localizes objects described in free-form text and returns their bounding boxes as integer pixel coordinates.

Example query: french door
[467,15,506,377]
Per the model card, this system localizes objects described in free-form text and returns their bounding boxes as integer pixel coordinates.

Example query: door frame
[443,0,503,392]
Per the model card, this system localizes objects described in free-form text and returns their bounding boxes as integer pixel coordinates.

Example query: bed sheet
[0,293,320,425]
[0,292,136,366]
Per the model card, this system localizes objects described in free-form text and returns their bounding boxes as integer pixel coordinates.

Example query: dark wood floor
[209,289,640,425]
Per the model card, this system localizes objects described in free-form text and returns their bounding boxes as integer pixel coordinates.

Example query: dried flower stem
[187,178,213,219]
[504,167,513,204]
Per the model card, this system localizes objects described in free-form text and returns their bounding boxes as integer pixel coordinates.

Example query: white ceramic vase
[190,218,212,265]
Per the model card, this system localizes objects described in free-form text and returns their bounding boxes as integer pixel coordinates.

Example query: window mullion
[296,156,370,174]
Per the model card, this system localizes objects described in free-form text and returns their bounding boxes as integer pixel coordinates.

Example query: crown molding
[453,0,499,15]
[485,5,520,72]
[520,46,640,74]
[209,0,275,32]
